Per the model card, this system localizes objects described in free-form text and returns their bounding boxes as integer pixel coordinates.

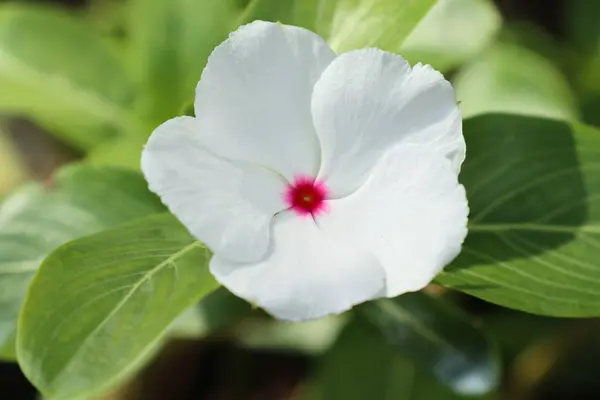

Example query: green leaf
[307,317,496,400]
[128,0,241,124]
[236,314,346,355]
[453,44,578,121]
[438,114,600,317]
[0,4,135,150]
[566,0,600,56]
[284,0,437,53]
[359,293,499,395]
[17,213,219,399]
[399,0,501,71]
[0,165,163,360]
[168,287,251,339]
[86,134,147,172]
[0,127,27,196]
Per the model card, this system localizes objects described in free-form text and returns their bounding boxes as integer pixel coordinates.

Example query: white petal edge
[210,212,386,321]
[194,20,337,181]
[312,48,465,197]
[141,116,287,263]
[320,144,469,297]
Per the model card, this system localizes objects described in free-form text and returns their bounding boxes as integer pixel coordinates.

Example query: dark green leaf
[438,114,600,317]
[17,213,219,399]
[0,4,135,149]
[0,165,163,360]
[359,293,499,395]
[307,317,496,399]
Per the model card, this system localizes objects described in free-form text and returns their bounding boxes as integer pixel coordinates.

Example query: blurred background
[2,0,600,399]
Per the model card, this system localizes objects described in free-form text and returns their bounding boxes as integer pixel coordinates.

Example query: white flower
[141,21,468,321]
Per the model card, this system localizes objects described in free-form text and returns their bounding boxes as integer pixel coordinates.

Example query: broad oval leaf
[17,213,219,399]
[399,0,501,71]
[0,4,135,149]
[0,165,163,360]
[453,44,578,121]
[307,318,497,400]
[438,114,600,317]
[359,293,499,396]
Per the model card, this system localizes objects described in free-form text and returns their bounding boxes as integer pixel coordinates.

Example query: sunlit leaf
[323,0,437,53]
[439,114,600,317]
[0,165,163,360]
[249,0,437,53]
[400,0,501,71]
[453,44,578,121]
[0,4,135,149]
[17,213,219,399]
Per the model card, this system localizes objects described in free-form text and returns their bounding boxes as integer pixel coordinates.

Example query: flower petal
[210,213,386,321]
[141,116,287,263]
[194,21,337,180]
[320,144,469,297]
[312,48,465,197]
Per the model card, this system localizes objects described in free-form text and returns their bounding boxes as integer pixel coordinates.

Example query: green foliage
[169,287,251,339]
[3,0,600,398]
[247,0,436,53]
[399,0,501,71]
[0,165,164,360]
[360,294,499,395]
[318,0,437,53]
[0,4,135,150]
[127,0,241,124]
[17,213,219,399]
[439,114,600,316]
[308,294,498,399]
[453,44,578,120]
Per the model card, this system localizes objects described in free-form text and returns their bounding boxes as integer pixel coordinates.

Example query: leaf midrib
[469,223,600,233]
[46,241,203,391]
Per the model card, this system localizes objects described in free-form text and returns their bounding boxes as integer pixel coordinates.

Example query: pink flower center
[284,176,328,217]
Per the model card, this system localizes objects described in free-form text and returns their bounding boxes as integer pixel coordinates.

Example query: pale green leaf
[453,44,578,121]
[17,213,219,399]
[0,127,27,196]
[86,134,147,172]
[0,4,135,149]
[236,314,346,355]
[399,0,501,71]
[128,0,241,124]
[438,114,600,317]
[326,0,437,53]
[267,0,437,53]
[0,165,163,360]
